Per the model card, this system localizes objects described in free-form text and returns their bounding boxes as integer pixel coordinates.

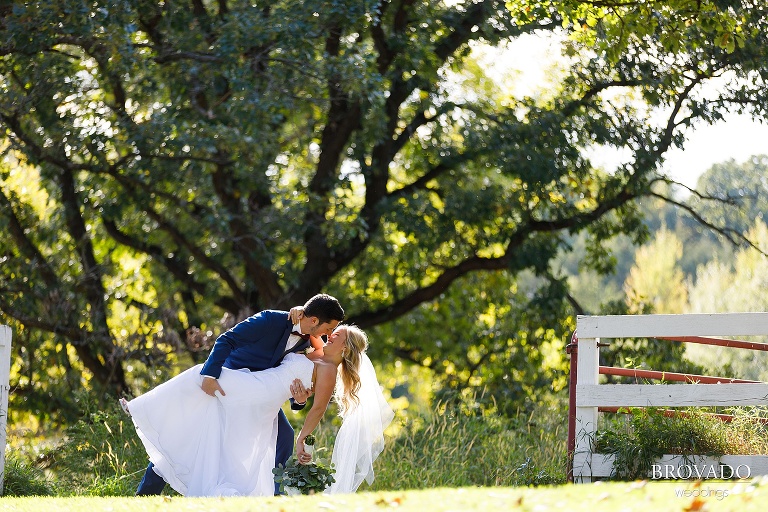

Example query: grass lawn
[3,480,768,511]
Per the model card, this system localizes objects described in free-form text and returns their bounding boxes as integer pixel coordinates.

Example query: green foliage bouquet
[273,435,336,495]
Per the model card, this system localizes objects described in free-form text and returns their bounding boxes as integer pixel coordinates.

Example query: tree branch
[210,162,284,305]
[650,188,767,257]
[298,21,364,290]
[101,217,241,313]
[0,188,60,286]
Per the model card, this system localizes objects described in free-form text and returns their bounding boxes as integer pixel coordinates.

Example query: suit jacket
[200,310,310,408]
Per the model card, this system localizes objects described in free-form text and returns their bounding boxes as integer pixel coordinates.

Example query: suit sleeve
[290,398,307,411]
[200,311,276,378]
[200,332,236,379]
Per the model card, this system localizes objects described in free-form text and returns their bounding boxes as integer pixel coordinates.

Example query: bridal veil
[327,353,395,493]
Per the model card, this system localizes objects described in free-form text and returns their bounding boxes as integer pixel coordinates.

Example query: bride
[124,324,393,497]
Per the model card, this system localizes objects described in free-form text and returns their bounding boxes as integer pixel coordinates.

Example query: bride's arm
[295,363,336,462]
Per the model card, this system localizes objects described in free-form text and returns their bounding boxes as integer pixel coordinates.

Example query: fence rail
[569,313,768,483]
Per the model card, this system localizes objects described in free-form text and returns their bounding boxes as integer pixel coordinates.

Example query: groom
[134,293,345,496]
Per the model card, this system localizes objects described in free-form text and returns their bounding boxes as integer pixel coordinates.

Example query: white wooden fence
[0,325,11,494]
[572,313,768,482]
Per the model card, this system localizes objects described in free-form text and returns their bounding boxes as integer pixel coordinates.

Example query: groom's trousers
[135,408,295,495]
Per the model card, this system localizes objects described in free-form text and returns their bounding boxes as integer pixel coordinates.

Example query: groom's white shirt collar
[286,325,304,350]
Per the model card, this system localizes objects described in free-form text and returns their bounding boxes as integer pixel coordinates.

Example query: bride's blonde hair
[335,325,368,413]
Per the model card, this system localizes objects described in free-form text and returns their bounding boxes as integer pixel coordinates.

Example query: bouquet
[273,435,336,495]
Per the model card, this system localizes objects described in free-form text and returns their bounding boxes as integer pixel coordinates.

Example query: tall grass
[49,394,155,496]
[315,398,568,490]
[1,452,56,496]
[3,394,567,496]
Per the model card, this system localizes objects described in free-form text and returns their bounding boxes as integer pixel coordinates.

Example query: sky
[661,116,768,189]
[476,35,768,190]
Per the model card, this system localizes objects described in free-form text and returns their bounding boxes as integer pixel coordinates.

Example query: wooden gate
[569,313,768,482]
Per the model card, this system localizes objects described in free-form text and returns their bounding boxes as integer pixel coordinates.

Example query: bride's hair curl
[335,325,368,413]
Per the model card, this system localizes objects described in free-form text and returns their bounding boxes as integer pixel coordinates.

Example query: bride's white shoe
[119,397,130,415]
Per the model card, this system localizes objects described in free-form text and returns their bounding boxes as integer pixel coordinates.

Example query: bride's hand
[295,437,311,465]
[289,306,304,324]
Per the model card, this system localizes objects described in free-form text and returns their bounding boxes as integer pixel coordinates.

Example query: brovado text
[652,463,751,480]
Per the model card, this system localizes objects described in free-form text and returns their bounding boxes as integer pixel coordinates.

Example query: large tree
[2,0,767,422]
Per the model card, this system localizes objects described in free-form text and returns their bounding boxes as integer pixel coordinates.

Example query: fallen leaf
[374,495,404,507]
[683,497,706,512]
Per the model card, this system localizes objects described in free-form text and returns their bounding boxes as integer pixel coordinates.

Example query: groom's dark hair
[303,293,345,324]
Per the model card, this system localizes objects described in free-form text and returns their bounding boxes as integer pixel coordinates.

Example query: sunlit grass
[5,481,768,512]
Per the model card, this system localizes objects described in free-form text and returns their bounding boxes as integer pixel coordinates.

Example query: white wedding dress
[127,352,315,497]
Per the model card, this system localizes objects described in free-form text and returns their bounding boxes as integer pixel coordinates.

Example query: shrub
[594,406,768,480]
[2,451,56,496]
[43,392,150,496]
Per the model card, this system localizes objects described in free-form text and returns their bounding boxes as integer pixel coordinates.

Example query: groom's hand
[201,376,226,397]
[290,378,312,405]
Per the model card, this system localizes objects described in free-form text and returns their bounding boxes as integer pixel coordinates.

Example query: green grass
[3,480,768,511]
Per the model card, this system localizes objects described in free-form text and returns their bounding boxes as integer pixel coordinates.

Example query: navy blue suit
[135,310,310,495]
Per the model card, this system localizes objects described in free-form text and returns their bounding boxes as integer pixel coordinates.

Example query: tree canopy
[2,0,768,423]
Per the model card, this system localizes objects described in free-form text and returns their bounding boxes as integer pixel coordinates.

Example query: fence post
[573,322,600,482]
[0,325,11,495]
[566,331,578,483]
